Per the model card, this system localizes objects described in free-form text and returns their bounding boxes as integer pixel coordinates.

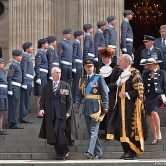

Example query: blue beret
[143,35,155,42]
[83,58,95,66]
[83,24,92,30]
[107,16,115,22]
[12,50,22,56]
[47,36,56,42]
[123,10,133,15]
[22,42,32,50]
[97,21,106,26]
[74,31,83,37]
[38,38,48,44]
[63,29,72,34]
[0,58,4,63]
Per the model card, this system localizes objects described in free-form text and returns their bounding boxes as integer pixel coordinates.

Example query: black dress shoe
[150,140,158,145]
[124,152,135,160]
[92,155,103,159]
[0,131,8,135]
[20,120,34,123]
[52,155,65,160]
[120,153,127,159]
[83,152,93,159]
[9,125,24,129]
[63,150,69,157]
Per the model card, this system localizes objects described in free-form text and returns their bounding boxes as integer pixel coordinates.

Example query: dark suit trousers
[19,84,32,121]
[53,117,69,156]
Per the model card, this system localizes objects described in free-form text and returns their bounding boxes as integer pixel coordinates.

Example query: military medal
[93,88,97,93]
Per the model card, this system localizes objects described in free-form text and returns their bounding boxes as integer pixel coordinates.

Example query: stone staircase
[0,93,166,165]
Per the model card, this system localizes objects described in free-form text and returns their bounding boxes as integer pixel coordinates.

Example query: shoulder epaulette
[155,47,160,50]
[95,74,101,76]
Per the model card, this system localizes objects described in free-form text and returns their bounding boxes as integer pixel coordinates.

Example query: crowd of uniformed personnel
[0,9,166,160]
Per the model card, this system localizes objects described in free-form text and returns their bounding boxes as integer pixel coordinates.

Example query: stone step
[0,159,166,166]
[0,144,164,153]
[0,152,165,160]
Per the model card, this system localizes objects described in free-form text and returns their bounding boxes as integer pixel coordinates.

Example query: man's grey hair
[122,54,133,64]
[51,67,61,74]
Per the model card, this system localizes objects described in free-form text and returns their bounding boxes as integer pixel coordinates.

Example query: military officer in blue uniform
[154,25,166,69]
[74,58,109,159]
[104,16,117,64]
[19,42,34,123]
[94,21,106,73]
[83,24,96,61]
[7,50,24,129]
[120,10,133,57]
[141,35,165,73]
[57,29,74,86]
[0,58,8,135]
[34,38,49,118]
[72,31,83,102]
[46,36,59,80]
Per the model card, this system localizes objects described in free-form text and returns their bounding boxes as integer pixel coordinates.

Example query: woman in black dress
[140,58,166,144]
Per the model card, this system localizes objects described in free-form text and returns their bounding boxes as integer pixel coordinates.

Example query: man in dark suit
[39,67,77,160]
[154,25,166,69]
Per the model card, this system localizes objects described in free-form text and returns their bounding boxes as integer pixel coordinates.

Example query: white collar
[98,29,103,32]
[87,73,93,78]
[123,65,131,72]
[86,33,91,36]
[76,39,80,43]
[124,18,129,22]
[149,46,154,51]
[13,60,20,64]
[108,24,114,28]
[49,46,54,50]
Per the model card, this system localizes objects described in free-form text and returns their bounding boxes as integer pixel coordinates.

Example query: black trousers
[53,118,69,156]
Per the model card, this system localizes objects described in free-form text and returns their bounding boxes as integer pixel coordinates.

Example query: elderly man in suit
[154,25,166,69]
[39,67,77,160]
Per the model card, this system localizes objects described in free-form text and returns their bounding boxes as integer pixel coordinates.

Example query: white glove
[94,58,98,62]
[122,48,127,53]
[39,110,45,117]
[49,77,53,80]
[116,77,121,86]
[72,68,77,73]
[8,91,13,96]
[22,85,27,89]
[36,79,41,85]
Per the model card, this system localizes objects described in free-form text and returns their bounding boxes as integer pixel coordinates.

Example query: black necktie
[148,49,151,57]
[87,76,90,82]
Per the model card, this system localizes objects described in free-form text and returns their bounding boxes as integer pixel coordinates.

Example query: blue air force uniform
[0,59,8,111]
[7,50,22,128]
[74,59,109,157]
[83,34,95,60]
[34,48,48,95]
[19,43,34,122]
[72,38,83,102]
[94,29,105,67]
[46,46,59,78]
[120,18,133,57]
[46,36,59,79]
[57,39,74,86]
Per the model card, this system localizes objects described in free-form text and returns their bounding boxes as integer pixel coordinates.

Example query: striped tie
[161,38,166,50]
[53,81,58,93]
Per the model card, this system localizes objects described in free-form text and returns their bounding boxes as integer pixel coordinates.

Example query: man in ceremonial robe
[106,54,148,160]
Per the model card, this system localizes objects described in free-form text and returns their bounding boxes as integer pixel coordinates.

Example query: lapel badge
[93,88,97,93]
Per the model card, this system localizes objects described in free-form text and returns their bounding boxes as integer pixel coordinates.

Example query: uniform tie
[87,76,90,82]
[148,49,151,57]
[161,38,166,50]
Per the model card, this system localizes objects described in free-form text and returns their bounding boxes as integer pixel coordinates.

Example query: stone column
[78,0,124,57]
[8,0,55,62]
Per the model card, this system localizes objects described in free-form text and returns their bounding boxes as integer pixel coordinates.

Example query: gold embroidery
[106,134,114,139]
